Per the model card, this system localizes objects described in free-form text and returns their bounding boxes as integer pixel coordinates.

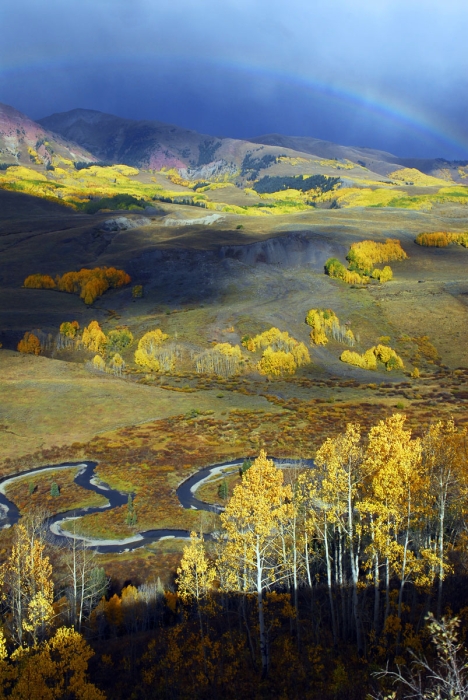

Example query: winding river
[0,458,312,554]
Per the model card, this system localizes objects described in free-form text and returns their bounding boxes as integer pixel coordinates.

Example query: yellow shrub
[324,258,368,285]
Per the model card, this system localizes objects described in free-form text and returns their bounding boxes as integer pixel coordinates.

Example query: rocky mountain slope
[0,103,95,168]
[249,133,468,181]
[35,108,393,178]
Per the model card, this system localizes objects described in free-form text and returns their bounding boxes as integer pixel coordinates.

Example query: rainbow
[2,53,467,156]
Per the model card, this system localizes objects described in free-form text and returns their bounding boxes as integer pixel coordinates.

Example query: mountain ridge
[0,102,96,168]
[1,101,466,184]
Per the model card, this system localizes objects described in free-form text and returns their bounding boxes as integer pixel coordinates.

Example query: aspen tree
[315,423,364,651]
[299,468,338,646]
[363,414,424,624]
[134,329,169,371]
[219,450,293,677]
[176,531,216,653]
[0,524,54,646]
[421,420,467,617]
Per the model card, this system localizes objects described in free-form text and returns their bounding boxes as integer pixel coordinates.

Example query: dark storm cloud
[1,0,467,158]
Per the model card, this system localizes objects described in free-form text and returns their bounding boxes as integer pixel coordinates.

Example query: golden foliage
[340,348,377,370]
[416,231,451,247]
[306,308,355,346]
[17,332,41,355]
[416,231,468,248]
[176,532,216,602]
[219,451,294,588]
[0,524,54,646]
[246,327,297,353]
[92,355,106,372]
[340,344,404,371]
[213,343,242,360]
[24,274,56,290]
[81,321,107,355]
[291,342,311,368]
[371,265,393,282]
[134,329,169,371]
[243,327,310,377]
[324,258,368,285]
[257,347,298,377]
[108,353,126,376]
[347,239,407,276]
[0,626,105,699]
[59,320,79,338]
[195,343,243,378]
[55,267,131,305]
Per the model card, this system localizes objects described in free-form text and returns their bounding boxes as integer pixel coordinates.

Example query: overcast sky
[1,0,467,158]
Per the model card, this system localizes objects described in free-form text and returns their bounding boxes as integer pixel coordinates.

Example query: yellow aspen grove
[363,414,425,624]
[81,321,107,355]
[219,450,293,678]
[134,329,169,371]
[0,524,54,647]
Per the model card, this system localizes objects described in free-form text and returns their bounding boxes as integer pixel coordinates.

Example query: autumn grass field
[4,467,108,515]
